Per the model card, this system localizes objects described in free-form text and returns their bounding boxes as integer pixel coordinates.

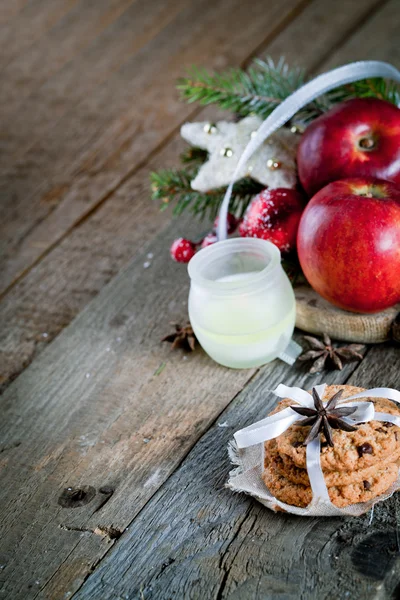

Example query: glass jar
[188,238,295,369]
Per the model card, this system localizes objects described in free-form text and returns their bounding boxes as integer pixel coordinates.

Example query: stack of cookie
[263,385,400,508]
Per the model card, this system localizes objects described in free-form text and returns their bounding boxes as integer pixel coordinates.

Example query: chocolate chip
[321,441,329,448]
[293,441,303,448]
[363,480,371,490]
[395,431,399,442]
[376,427,385,433]
[384,421,395,427]
[357,443,373,457]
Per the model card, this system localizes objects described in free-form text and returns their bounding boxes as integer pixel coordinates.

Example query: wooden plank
[0,210,258,600]
[0,1,29,27]
[0,0,307,295]
[74,346,400,600]
[0,0,186,150]
[73,7,400,598]
[0,0,139,120]
[0,3,397,596]
[0,0,79,70]
[0,0,383,389]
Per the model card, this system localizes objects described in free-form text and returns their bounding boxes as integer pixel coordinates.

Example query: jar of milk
[188,238,295,369]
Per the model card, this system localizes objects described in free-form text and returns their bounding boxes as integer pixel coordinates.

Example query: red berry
[213,212,238,235]
[239,188,305,253]
[170,238,196,263]
[201,233,218,248]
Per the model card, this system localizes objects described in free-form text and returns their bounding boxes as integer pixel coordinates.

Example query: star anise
[290,388,358,446]
[298,333,365,373]
[162,322,197,352]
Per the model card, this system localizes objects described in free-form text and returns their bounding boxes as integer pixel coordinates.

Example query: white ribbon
[233,385,400,509]
[217,60,400,241]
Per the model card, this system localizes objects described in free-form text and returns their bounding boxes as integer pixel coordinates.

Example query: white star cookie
[180,115,300,192]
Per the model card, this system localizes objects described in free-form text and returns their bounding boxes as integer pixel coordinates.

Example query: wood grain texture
[0,0,305,296]
[0,0,384,391]
[0,1,29,27]
[1,2,399,598]
[0,214,257,600]
[0,0,138,122]
[0,0,79,71]
[74,344,400,600]
[0,0,311,387]
[0,0,188,163]
[295,285,400,343]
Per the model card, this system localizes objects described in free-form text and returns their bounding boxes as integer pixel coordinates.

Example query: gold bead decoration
[290,125,301,134]
[203,123,217,134]
[220,146,233,157]
[250,130,258,138]
[247,165,254,173]
[267,158,281,170]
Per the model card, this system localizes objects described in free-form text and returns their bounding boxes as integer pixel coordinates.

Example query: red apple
[239,188,305,253]
[298,98,400,196]
[297,178,400,313]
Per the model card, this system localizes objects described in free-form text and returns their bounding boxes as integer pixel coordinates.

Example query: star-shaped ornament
[180,115,300,192]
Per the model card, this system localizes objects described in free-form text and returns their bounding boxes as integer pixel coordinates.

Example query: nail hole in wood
[58,485,96,508]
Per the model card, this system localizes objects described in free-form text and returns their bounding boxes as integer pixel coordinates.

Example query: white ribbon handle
[217,60,400,241]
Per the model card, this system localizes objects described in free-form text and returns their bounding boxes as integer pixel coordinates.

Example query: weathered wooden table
[1,1,400,598]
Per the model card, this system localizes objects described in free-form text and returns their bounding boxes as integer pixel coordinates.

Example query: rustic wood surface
[0,0,304,296]
[0,1,399,599]
[0,0,384,390]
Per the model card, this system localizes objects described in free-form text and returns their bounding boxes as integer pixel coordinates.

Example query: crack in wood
[91,487,114,514]
[59,524,123,540]
[216,504,254,600]
[0,441,21,454]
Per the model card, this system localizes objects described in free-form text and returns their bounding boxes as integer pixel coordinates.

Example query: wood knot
[58,485,96,508]
[351,531,398,580]
[99,486,114,495]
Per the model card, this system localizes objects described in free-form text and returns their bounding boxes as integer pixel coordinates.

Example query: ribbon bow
[234,384,400,510]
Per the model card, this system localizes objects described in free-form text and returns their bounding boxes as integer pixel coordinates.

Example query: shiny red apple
[297,178,400,313]
[298,98,400,196]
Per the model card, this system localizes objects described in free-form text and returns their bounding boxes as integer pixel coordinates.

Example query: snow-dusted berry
[201,233,218,248]
[239,188,305,253]
[170,238,196,263]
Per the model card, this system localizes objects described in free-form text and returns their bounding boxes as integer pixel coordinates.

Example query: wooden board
[0,0,383,298]
[75,343,400,600]
[295,285,400,343]
[0,0,304,297]
[0,0,387,392]
[1,1,400,599]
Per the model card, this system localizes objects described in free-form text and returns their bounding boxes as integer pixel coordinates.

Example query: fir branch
[327,77,400,106]
[150,166,263,221]
[297,78,400,123]
[178,57,400,122]
[177,57,306,120]
[179,146,208,164]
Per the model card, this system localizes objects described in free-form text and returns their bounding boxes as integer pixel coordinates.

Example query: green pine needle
[150,165,263,221]
[178,57,400,120]
[151,56,400,224]
[177,57,306,119]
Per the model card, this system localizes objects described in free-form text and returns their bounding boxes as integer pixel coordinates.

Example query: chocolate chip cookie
[274,385,400,472]
[263,461,399,508]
